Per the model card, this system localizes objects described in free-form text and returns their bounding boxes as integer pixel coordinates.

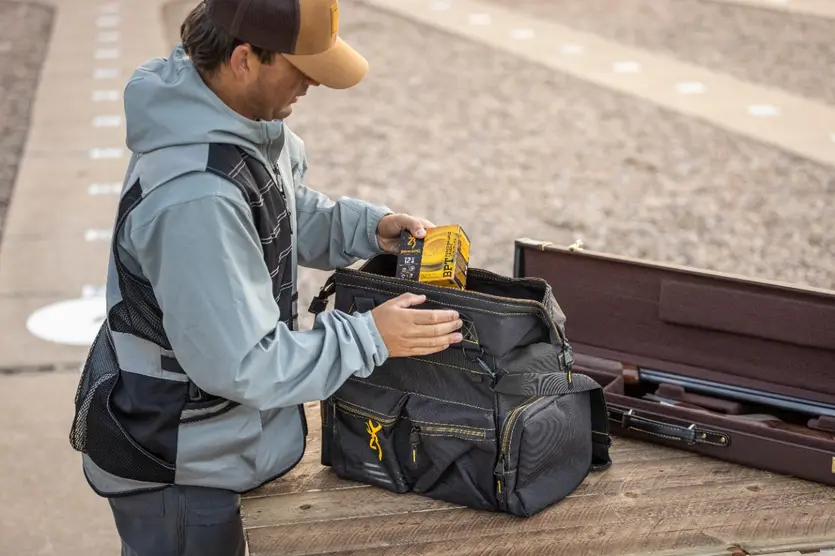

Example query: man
[68,0,464,554]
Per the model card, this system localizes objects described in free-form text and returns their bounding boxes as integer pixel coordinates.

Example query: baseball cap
[208,0,368,89]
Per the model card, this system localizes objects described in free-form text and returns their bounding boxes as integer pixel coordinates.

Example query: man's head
[181,0,367,121]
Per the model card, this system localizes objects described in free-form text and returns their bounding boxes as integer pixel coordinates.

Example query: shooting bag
[310,254,612,517]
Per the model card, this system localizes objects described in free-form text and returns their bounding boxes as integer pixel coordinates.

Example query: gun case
[513,237,835,486]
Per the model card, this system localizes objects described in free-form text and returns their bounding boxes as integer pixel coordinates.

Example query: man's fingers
[392,293,427,309]
[406,318,463,338]
[406,336,460,355]
[410,308,459,325]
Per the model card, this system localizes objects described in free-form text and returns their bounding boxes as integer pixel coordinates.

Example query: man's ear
[228,44,256,80]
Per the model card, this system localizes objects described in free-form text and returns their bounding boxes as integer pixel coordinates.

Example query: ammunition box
[396,225,470,290]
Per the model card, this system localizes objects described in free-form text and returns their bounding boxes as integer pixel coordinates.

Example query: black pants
[108,484,247,556]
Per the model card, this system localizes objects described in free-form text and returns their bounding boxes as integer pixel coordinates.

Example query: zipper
[408,423,487,467]
[334,399,397,426]
[272,163,293,237]
[500,397,547,463]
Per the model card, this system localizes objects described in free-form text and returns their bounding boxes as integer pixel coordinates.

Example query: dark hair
[180,1,275,75]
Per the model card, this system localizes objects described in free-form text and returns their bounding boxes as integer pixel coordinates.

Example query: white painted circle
[26,296,106,346]
[468,13,491,25]
[748,104,780,117]
[675,81,706,94]
[613,61,641,73]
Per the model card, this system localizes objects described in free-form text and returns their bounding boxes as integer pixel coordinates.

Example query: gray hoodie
[81,44,391,495]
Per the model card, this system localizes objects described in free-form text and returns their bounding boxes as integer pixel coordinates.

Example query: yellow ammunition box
[396,225,470,290]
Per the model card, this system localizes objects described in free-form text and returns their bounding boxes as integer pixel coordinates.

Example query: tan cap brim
[282,37,368,89]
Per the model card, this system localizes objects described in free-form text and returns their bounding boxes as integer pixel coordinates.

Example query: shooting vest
[69,143,302,486]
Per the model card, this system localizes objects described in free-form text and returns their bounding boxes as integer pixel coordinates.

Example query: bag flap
[513,238,835,404]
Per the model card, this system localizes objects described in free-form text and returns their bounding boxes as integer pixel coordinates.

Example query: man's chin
[275,106,293,120]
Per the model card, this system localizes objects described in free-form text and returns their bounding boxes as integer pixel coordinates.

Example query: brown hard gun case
[513,237,835,485]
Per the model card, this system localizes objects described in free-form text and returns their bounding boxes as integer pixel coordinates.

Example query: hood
[124,44,285,167]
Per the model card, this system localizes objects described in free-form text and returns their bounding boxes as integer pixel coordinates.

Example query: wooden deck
[241,402,835,556]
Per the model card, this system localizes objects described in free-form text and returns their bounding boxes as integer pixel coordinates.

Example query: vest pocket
[330,398,409,493]
[69,325,178,484]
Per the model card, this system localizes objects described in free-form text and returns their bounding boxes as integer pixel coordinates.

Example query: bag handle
[607,405,730,447]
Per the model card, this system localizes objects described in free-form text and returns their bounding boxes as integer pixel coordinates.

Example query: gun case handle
[608,405,730,448]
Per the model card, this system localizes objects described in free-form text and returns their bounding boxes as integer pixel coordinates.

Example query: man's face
[233,46,317,121]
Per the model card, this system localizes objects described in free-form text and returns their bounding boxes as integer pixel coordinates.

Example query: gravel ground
[163,1,835,329]
[481,0,835,107]
[0,1,54,246]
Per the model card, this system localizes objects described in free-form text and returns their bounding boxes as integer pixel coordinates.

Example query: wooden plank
[246,502,835,556]
[244,473,829,530]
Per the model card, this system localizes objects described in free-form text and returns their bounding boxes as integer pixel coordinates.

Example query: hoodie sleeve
[291,150,392,271]
[127,182,389,411]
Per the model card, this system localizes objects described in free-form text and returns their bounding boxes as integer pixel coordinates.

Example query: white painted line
[429,0,450,10]
[748,104,780,117]
[675,81,706,94]
[560,43,584,55]
[95,48,120,60]
[88,148,124,159]
[613,61,642,74]
[96,15,120,27]
[510,28,535,40]
[88,182,122,195]
[469,13,491,25]
[100,3,120,13]
[92,90,120,101]
[93,68,119,80]
[830,133,835,143]
[84,229,113,242]
[97,31,120,43]
[92,115,122,127]
[26,297,106,346]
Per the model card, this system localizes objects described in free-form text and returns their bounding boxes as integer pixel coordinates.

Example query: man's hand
[371,293,463,357]
[376,213,434,254]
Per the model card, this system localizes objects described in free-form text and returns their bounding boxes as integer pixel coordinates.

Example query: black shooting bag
[309,254,612,517]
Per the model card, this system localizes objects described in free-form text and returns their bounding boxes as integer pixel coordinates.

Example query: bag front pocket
[400,396,499,511]
[496,392,593,517]
[330,397,409,493]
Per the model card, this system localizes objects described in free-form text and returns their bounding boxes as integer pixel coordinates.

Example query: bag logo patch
[366,419,383,460]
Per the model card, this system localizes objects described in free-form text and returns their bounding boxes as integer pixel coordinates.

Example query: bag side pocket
[496,393,593,517]
[330,398,409,493]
